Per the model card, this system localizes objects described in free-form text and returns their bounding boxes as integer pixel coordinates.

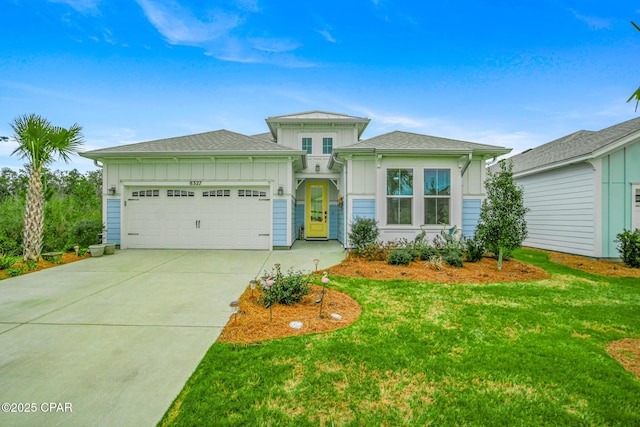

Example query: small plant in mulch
[260,264,311,307]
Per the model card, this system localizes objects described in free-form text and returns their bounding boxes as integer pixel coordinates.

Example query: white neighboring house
[80,111,511,250]
[504,117,640,259]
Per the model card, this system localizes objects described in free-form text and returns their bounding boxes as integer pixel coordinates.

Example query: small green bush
[415,242,439,261]
[349,217,379,254]
[443,248,464,268]
[359,241,391,261]
[615,228,640,268]
[387,249,414,266]
[71,219,103,248]
[6,266,25,277]
[261,264,310,306]
[465,236,484,263]
[0,256,19,270]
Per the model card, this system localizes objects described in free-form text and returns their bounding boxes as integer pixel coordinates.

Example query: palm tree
[7,114,84,261]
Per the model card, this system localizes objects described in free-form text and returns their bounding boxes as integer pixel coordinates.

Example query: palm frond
[628,87,640,112]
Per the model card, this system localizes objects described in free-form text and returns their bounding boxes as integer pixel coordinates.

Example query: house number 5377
[190,181,202,186]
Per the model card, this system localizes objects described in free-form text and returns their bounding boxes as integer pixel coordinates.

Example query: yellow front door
[306,182,328,238]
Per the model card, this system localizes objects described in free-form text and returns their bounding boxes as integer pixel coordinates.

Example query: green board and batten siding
[601,139,640,257]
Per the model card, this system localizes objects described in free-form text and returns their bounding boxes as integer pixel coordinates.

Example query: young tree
[475,160,529,270]
[6,114,84,261]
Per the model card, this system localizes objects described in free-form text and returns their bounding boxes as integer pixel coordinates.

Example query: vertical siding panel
[106,199,121,245]
[329,204,338,239]
[296,203,305,239]
[462,199,482,238]
[272,199,288,246]
[351,199,376,220]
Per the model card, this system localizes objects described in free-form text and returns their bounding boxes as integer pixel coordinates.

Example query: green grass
[160,249,640,426]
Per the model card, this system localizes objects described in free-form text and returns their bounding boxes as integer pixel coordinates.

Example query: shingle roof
[336,130,511,155]
[507,117,640,174]
[81,129,301,158]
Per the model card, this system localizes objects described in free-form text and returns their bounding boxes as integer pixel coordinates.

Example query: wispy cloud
[570,9,611,30]
[316,26,336,43]
[47,0,100,14]
[135,0,312,66]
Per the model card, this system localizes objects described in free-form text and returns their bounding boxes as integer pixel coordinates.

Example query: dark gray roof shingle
[507,117,640,174]
[337,130,510,154]
[82,129,299,157]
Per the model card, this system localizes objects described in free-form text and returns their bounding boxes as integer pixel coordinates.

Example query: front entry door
[306,182,328,239]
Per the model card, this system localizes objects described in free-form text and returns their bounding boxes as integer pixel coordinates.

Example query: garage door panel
[126,187,270,249]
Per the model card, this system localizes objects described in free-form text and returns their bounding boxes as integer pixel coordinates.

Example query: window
[203,189,230,197]
[386,169,413,224]
[238,190,267,197]
[302,137,312,154]
[424,169,450,224]
[322,137,333,154]
[132,189,159,197]
[167,190,194,197]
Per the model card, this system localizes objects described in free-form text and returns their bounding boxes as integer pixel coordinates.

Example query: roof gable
[265,110,371,139]
[508,117,640,175]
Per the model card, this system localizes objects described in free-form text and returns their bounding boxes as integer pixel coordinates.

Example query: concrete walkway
[0,241,345,427]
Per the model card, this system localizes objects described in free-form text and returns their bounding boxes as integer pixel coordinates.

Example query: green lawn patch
[160,250,640,426]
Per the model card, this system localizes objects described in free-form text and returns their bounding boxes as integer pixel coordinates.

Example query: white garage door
[125,187,271,249]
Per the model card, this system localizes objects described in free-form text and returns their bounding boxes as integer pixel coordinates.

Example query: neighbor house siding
[272,199,288,247]
[516,163,596,257]
[462,198,482,239]
[601,140,640,257]
[106,198,121,245]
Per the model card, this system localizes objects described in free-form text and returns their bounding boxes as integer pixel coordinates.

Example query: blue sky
[1,0,638,172]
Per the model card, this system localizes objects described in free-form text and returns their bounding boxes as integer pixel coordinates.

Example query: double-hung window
[424,169,450,224]
[302,137,312,154]
[386,169,413,224]
[322,137,333,154]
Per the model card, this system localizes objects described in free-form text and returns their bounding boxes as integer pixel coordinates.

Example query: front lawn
[160,249,640,426]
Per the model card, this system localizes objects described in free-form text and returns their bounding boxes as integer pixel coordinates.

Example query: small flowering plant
[260,263,310,307]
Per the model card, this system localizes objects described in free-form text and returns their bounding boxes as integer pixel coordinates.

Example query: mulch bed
[0,252,90,280]
[217,283,361,344]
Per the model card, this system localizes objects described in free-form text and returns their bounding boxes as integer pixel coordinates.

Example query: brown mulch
[606,339,640,380]
[324,253,550,283]
[545,250,640,278]
[0,252,90,280]
[217,283,361,344]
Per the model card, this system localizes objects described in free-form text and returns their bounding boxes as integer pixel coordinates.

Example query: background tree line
[0,167,103,256]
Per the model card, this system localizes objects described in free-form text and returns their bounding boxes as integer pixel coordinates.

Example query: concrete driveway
[0,241,345,426]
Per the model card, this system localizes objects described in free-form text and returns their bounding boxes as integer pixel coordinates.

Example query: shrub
[70,219,103,248]
[360,241,391,261]
[442,247,463,268]
[465,236,484,263]
[6,266,25,277]
[415,242,439,261]
[615,229,640,268]
[0,256,19,270]
[349,217,379,254]
[387,249,414,266]
[261,264,310,306]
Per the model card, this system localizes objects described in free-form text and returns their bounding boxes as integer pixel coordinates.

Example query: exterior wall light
[277,186,284,196]
[315,164,320,172]
[107,187,116,195]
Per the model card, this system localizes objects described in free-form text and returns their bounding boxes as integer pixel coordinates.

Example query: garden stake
[318,272,329,317]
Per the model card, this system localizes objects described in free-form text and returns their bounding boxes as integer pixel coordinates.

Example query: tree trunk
[23,167,44,262]
[497,247,503,271]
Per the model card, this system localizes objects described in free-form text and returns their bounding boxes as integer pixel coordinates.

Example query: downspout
[93,159,103,169]
[330,154,347,248]
[461,153,472,177]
